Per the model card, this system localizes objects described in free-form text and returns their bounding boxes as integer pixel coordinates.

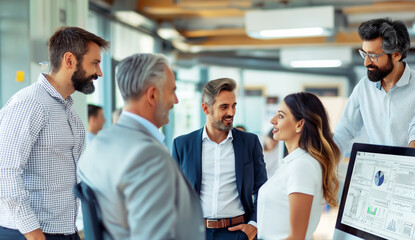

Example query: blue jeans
[0,226,80,240]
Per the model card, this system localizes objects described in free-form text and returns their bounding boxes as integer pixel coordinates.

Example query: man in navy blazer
[172,78,267,240]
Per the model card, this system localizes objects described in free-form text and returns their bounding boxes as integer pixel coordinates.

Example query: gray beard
[212,119,233,132]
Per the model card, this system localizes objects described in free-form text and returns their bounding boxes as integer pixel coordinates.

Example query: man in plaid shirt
[0,27,108,240]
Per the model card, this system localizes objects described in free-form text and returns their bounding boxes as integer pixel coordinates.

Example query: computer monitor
[334,143,415,240]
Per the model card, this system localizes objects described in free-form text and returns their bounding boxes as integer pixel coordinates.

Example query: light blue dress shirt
[86,131,96,145]
[122,111,165,144]
[334,63,415,154]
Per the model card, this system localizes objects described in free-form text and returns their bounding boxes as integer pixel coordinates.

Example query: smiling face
[362,37,394,82]
[270,101,303,144]
[71,42,103,94]
[205,90,236,132]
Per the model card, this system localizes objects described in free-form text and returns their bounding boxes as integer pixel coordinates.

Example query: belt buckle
[206,219,219,228]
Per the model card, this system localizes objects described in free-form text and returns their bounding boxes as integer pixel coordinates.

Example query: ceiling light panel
[245,6,335,39]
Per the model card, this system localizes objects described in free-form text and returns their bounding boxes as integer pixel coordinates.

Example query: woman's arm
[286,193,314,240]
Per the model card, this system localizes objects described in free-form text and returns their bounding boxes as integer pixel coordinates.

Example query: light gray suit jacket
[78,115,205,240]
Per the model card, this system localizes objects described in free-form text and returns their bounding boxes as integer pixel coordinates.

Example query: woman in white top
[257,92,340,240]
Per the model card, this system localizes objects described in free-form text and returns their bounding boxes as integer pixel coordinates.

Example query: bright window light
[290,60,342,68]
[259,27,325,38]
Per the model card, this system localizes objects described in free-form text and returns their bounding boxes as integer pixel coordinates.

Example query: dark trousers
[0,226,80,240]
[206,227,249,240]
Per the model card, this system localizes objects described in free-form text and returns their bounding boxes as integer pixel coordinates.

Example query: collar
[38,73,73,106]
[281,147,307,165]
[202,125,233,144]
[395,62,411,87]
[375,62,411,90]
[122,111,165,144]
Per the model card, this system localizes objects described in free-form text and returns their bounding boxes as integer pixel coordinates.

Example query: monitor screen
[335,143,415,240]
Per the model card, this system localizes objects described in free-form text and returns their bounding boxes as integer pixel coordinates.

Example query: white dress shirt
[200,126,245,219]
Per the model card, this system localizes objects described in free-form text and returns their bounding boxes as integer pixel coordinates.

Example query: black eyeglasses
[358,49,387,63]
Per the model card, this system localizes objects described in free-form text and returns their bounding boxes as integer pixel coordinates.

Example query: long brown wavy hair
[284,92,341,206]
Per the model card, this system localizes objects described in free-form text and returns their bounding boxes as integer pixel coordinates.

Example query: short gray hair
[202,78,237,107]
[358,18,410,61]
[116,53,170,100]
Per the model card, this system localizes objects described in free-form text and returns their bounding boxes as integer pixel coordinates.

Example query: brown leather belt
[204,215,245,229]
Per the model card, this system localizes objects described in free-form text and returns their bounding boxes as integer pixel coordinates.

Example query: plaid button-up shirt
[0,73,85,234]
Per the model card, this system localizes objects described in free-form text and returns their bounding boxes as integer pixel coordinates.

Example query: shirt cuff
[248,220,257,228]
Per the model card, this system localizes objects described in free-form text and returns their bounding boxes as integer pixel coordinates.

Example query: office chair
[74,182,113,240]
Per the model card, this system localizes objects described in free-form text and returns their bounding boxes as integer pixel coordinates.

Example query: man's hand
[24,228,46,240]
[409,141,415,148]
[228,223,257,240]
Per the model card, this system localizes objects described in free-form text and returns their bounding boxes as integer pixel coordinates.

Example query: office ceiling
[91,0,415,70]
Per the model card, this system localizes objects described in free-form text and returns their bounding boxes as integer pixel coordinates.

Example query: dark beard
[367,55,394,82]
[72,64,98,94]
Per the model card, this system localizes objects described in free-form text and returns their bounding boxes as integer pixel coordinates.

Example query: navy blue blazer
[172,127,267,223]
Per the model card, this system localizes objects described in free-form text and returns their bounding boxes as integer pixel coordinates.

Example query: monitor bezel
[335,142,415,240]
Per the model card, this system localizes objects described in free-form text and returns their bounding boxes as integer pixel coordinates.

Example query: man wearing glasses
[334,18,415,154]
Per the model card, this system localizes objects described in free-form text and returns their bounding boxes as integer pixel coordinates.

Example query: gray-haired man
[77,53,205,240]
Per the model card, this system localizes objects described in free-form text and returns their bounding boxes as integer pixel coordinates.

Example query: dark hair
[358,18,410,61]
[202,78,237,108]
[48,26,109,73]
[284,92,340,206]
[88,104,103,119]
